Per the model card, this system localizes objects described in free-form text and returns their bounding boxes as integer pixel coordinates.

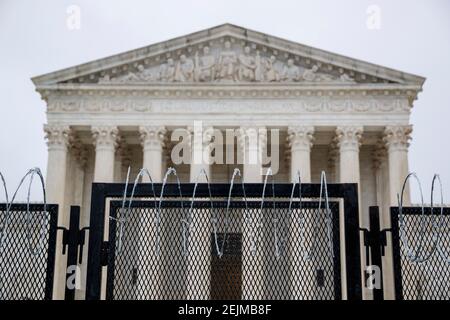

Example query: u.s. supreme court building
[32,24,424,300]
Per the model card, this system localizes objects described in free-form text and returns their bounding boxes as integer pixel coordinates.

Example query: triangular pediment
[32,24,425,88]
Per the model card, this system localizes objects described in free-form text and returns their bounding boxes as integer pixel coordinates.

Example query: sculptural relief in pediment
[95,39,360,85]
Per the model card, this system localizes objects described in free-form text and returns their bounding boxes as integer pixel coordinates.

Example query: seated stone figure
[175,54,195,82]
[281,59,301,81]
[194,46,216,82]
[238,46,256,81]
[217,41,238,81]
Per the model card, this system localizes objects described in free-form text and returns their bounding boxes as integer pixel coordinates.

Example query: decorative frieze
[46,95,411,114]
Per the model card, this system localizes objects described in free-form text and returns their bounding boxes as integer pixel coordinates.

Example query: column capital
[91,126,119,150]
[383,125,412,152]
[139,125,166,150]
[287,126,314,152]
[237,126,266,151]
[186,125,215,148]
[44,124,71,151]
[335,126,363,152]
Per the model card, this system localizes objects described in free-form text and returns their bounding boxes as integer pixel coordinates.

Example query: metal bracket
[100,241,110,267]
[57,226,70,255]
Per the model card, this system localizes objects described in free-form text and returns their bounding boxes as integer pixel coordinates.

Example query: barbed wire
[398,173,448,264]
[0,168,49,255]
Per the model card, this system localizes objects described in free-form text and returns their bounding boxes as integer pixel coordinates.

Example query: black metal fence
[106,200,341,300]
[85,182,362,300]
[391,206,450,300]
[0,203,58,300]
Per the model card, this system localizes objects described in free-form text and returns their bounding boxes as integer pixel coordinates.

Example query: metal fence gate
[0,203,58,300]
[391,206,450,300]
[105,200,341,300]
[85,182,362,300]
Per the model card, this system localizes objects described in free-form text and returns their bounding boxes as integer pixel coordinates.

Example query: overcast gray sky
[0,0,449,202]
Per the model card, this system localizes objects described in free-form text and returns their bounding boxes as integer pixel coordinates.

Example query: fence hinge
[100,241,110,266]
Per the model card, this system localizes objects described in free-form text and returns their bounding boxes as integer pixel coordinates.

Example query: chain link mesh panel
[392,207,450,300]
[107,200,341,300]
[0,204,57,300]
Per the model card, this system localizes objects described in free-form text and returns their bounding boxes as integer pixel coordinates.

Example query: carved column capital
[335,126,363,152]
[237,126,266,151]
[44,124,71,151]
[383,125,412,152]
[91,126,119,150]
[187,125,215,148]
[287,126,314,152]
[139,126,166,151]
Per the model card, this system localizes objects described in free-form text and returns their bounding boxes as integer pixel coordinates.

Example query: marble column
[336,126,363,184]
[383,125,412,206]
[238,126,266,183]
[287,126,314,299]
[287,126,314,183]
[91,126,119,183]
[186,126,213,299]
[238,126,266,299]
[136,126,166,299]
[383,125,412,299]
[336,126,364,299]
[68,136,88,299]
[189,126,214,182]
[44,124,71,300]
[140,126,166,182]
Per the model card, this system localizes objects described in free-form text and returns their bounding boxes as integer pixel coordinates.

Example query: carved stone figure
[119,70,141,82]
[302,65,320,81]
[217,41,237,81]
[238,46,256,81]
[159,58,176,82]
[281,59,301,81]
[194,46,216,82]
[254,51,264,81]
[264,55,279,82]
[136,64,154,81]
[96,43,359,84]
[174,54,194,82]
[339,73,356,83]
[98,74,111,83]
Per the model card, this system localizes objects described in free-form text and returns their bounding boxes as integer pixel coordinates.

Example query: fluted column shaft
[336,126,363,184]
[186,125,213,299]
[382,125,412,300]
[140,126,166,183]
[384,125,412,206]
[336,126,364,299]
[44,124,71,300]
[286,126,314,299]
[238,126,266,299]
[92,126,118,183]
[288,126,314,183]
[238,126,267,183]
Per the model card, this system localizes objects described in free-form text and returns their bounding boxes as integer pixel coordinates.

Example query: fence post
[63,206,82,300]
[368,206,384,300]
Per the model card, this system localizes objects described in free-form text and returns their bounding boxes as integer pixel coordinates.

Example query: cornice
[36,83,421,102]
